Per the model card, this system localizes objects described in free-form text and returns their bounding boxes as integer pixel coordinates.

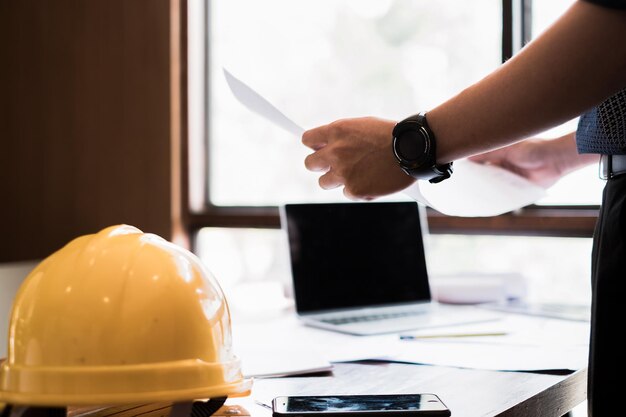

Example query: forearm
[428,0,626,163]
[550,132,599,176]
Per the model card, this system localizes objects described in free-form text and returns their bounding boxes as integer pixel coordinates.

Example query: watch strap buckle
[428,162,454,184]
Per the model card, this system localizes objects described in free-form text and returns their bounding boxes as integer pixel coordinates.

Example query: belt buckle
[599,155,611,180]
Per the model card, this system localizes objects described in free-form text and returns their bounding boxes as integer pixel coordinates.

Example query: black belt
[600,155,626,180]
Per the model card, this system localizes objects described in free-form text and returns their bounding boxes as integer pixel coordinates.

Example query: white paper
[387,341,588,371]
[404,159,547,217]
[232,313,588,374]
[223,70,547,217]
[236,343,333,378]
[386,315,590,371]
[223,68,305,137]
[232,315,399,378]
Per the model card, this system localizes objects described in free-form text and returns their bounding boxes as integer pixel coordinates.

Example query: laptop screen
[282,202,431,314]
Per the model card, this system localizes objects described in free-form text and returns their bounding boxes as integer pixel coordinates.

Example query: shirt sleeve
[582,0,626,9]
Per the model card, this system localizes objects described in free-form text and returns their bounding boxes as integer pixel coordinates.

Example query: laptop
[281,201,498,336]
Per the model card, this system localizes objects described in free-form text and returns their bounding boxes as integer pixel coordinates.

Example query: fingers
[306,147,351,192]
[318,170,370,200]
[319,171,343,190]
[303,120,352,173]
[304,133,342,189]
[302,117,398,200]
[304,145,342,189]
[343,187,358,201]
[302,125,329,151]
[304,151,330,172]
[343,187,372,201]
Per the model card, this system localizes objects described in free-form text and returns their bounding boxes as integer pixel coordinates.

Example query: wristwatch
[392,113,453,183]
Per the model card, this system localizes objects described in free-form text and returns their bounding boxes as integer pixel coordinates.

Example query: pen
[254,400,272,410]
[399,331,508,340]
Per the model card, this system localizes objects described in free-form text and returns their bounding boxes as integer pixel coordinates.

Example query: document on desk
[232,315,404,378]
[386,315,590,371]
[224,69,547,216]
[236,343,333,378]
[232,314,588,375]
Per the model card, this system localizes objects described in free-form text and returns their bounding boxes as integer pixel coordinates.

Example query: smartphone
[272,394,450,417]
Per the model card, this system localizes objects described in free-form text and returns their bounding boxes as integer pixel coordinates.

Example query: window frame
[183,0,599,244]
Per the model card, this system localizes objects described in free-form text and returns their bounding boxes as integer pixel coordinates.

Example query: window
[532,0,604,207]
[187,0,596,309]
[203,0,501,207]
[195,227,592,306]
[188,0,600,237]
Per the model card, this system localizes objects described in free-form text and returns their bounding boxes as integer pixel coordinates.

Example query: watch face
[394,127,429,166]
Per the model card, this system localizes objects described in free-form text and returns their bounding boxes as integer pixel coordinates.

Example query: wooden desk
[65,362,585,417]
[251,362,587,417]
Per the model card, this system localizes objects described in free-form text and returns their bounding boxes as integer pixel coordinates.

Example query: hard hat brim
[0,359,252,406]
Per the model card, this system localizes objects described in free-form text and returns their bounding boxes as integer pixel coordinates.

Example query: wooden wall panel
[0,0,181,261]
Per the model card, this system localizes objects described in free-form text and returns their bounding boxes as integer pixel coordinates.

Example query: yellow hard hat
[0,225,252,407]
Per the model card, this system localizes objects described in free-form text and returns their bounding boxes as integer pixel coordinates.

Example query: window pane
[208,0,501,206]
[195,228,592,310]
[532,0,575,37]
[427,234,591,305]
[532,0,604,206]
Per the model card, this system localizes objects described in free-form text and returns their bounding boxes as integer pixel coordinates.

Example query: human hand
[469,138,569,188]
[302,117,415,200]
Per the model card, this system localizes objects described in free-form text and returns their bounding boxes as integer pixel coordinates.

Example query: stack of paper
[232,314,589,376]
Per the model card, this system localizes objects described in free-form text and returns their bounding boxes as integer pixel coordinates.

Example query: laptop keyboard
[305,305,500,335]
[320,309,426,325]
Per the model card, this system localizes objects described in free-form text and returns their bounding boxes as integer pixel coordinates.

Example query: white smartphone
[272,394,450,417]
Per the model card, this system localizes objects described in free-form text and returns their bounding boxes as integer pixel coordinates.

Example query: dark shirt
[582,0,626,9]
[576,0,626,154]
[577,89,626,154]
